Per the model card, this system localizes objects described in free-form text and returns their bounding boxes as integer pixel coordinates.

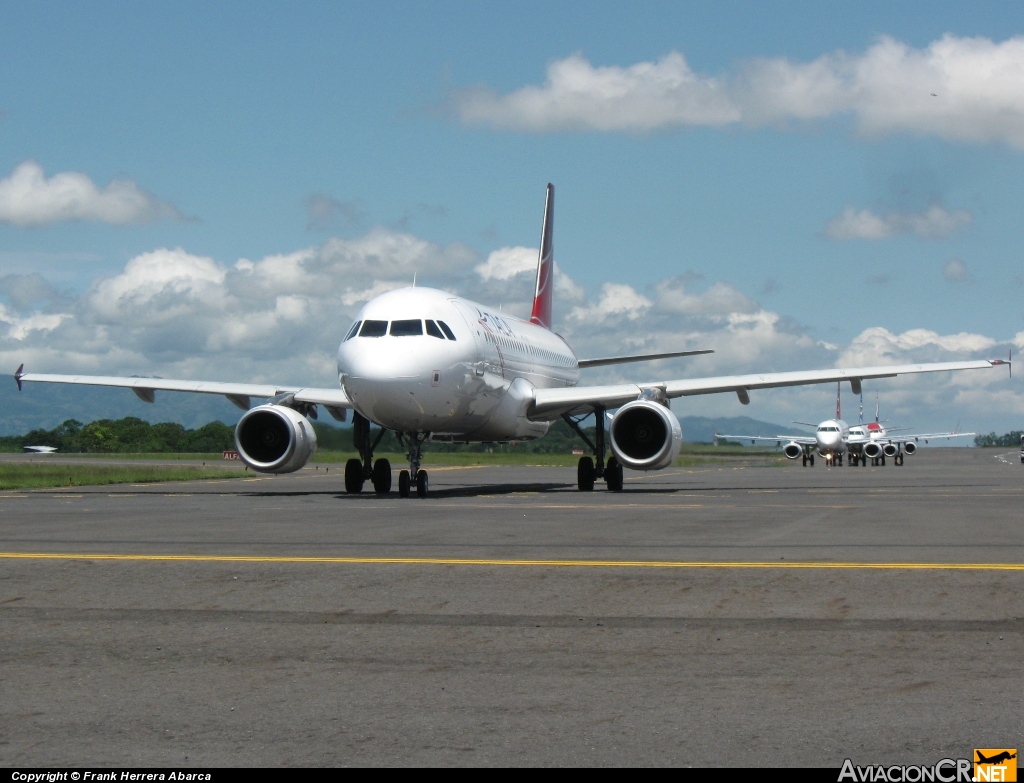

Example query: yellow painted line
[0,552,1022,571]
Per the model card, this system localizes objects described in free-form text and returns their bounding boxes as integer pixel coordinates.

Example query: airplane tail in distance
[530,183,554,330]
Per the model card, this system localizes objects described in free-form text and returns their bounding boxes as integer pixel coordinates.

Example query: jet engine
[609,399,682,471]
[782,442,804,460]
[882,443,899,458]
[903,441,917,455]
[862,442,883,460]
[235,404,317,473]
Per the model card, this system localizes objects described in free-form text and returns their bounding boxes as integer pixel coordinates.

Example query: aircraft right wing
[530,359,1007,419]
[13,366,354,421]
[714,433,816,446]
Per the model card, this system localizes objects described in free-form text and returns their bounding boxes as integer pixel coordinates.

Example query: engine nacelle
[882,442,899,458]
[609,399,682,471]
[903,441,917,455]
[863,442,883,460]
[783,442,803,460]
[235,404,317,473]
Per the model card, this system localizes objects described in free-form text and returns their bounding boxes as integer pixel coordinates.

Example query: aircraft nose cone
[340,341,418,381]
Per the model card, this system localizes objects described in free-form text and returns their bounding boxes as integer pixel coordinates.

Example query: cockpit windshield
[353,318,456,339]
[390,319,423,336]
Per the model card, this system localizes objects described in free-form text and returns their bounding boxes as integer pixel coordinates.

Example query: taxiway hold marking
[0,552,1022,571]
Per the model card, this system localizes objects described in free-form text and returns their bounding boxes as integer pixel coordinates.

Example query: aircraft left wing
[530,359,1007,419]
[888,431,975,445]
[578,349,713,368]
[14,366,353,419]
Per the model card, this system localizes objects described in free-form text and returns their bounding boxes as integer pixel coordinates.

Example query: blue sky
[1,1,1022,433]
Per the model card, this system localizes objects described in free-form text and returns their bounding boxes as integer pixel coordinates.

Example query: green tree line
[0,418,236,453]
[974,430,1024,447]
[1,416,594,454]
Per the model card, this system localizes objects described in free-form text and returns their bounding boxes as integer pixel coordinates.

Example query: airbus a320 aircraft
[14,185,1010,496]
[716,389,976,466]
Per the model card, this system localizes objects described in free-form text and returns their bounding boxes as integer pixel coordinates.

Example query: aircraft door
[451,299,500,374]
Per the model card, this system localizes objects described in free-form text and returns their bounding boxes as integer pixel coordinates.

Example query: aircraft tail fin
[530,183,554,330]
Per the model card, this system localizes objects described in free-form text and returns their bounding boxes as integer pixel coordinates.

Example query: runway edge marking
[1,552,1023,571]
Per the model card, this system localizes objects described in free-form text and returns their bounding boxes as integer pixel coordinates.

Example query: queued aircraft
[14,184,1010,496]
[22,445,58,454]
[715,389,975,466]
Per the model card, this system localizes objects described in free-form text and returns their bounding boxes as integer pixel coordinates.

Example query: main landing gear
[801,447,815,467]
[344,412,392,495]
[343,413,431,498]
[563,408,624,492]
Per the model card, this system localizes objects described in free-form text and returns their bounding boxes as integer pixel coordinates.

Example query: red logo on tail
[530,184,554,330]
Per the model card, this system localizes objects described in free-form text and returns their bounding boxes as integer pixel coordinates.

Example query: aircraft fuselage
[337,287,579,440]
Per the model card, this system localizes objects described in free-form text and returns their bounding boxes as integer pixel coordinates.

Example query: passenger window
[425,320,445,339]
[437,321,456,340]
[391,319,423,336]
[344,321,362,341]
[359,320,388,337]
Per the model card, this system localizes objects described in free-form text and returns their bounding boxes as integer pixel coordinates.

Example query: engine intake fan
[609,399,682,471]
[235,404,317,473]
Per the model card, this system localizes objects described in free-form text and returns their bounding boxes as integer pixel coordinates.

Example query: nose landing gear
[396,431,429,498]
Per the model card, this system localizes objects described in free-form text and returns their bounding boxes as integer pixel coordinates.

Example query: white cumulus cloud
[942,259,973,282]
[475,246,538,281]
[454,35,1024,148]
[824,204,972,240]
[0,161,182,227]
[3,227,1015,432]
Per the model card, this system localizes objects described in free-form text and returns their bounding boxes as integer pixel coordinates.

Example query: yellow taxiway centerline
[0,552,1022,571]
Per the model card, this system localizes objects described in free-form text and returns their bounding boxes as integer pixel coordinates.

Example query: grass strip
[0,464,242,490]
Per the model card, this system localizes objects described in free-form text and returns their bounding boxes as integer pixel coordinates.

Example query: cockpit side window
[425,320,445,339]
[437,321,456,340]
[359,320,388,337]
[344,321,362,341]
[390,319,423,336]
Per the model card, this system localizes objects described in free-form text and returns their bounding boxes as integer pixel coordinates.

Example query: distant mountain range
[2,380,808,443]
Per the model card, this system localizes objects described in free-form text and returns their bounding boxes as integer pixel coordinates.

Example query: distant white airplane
[14,184,1010,496]
[22,445,58,454]
[716,389,975,466]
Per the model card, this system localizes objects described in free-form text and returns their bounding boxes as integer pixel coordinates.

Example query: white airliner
[716,389,976,466]
[14,184,1009,496]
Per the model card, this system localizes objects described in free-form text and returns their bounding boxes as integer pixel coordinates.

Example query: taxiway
[1,448,1021,766]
